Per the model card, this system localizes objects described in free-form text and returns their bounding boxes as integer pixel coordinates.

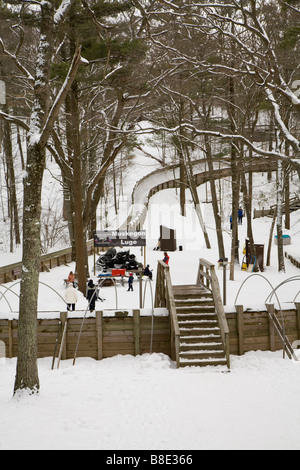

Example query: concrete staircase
[173,285,228,368]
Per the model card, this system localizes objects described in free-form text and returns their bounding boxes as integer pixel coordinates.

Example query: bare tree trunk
[3,110,21,248]
[66,81,89,294]
[13,12,82,394]
[184,148,211,249]
[267,207,277,267]
[241,171,258,271]
[205,135,225,259]
[277,160,285,272]
[179,149,186,217]
[14,1,55,394]
[230,144,240,281]
[15,142,46,393]
[284,158,291,231]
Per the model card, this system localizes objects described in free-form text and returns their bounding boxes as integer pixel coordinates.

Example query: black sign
[94,230,146,248]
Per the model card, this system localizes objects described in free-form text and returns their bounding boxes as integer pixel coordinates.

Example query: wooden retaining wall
[227,303,300,355]
[0,311,171,361]
[1,304,299,362]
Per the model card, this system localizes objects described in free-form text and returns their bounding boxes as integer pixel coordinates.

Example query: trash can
[254,244,265,272]
[160,225,177,252]
[246,239,265,272]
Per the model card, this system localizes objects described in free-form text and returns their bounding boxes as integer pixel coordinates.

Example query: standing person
[163,252,170,265]
[238,207,244,225]
[65,282,78,312]
[127,273,134,292]
[86,279,97,312]
[144,264,153,280]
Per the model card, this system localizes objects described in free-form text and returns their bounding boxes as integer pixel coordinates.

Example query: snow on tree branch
[0,38,34,83]
[0,110,29,131]
[54,0,76,24]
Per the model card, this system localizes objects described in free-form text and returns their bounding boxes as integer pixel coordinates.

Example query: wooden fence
[0,310,171,361]
[0,240,95,284]
[285,251,300,270]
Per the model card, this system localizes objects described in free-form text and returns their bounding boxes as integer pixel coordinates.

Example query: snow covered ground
[0,351,300,450]
[1,149,300,450]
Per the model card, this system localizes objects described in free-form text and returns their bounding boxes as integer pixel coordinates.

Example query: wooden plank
[8,320,13,358]
[236,305,244,356]
[60,312,68,361]
[267,304,276,351]
[133,309,140,356]
[96,311,103,361]
[295,303,300,341]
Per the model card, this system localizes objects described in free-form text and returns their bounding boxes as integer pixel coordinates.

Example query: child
[128,273,134,291]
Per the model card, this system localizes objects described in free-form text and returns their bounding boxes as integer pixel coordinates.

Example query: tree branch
[0,110,29,131]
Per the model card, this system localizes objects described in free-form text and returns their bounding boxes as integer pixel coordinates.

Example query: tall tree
[0,0,82,394]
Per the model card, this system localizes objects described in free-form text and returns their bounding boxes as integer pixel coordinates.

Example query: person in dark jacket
[238,207,244,225]
[86,279,97,311]
[127,273,134,291]
[144,265,153,280]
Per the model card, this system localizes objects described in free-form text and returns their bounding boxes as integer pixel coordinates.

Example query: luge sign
[94,230,146,247]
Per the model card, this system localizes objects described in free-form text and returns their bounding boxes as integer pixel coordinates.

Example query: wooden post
[60,312,68,360]
[138,267,143,308]
[267,304,276,352]
[96,311,103,360]
[133,309,140,356]
[236,305,244,356]
[8,320,13,358]
[295,303,300,341]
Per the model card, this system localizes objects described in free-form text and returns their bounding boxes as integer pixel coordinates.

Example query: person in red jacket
[163,252,170,265]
